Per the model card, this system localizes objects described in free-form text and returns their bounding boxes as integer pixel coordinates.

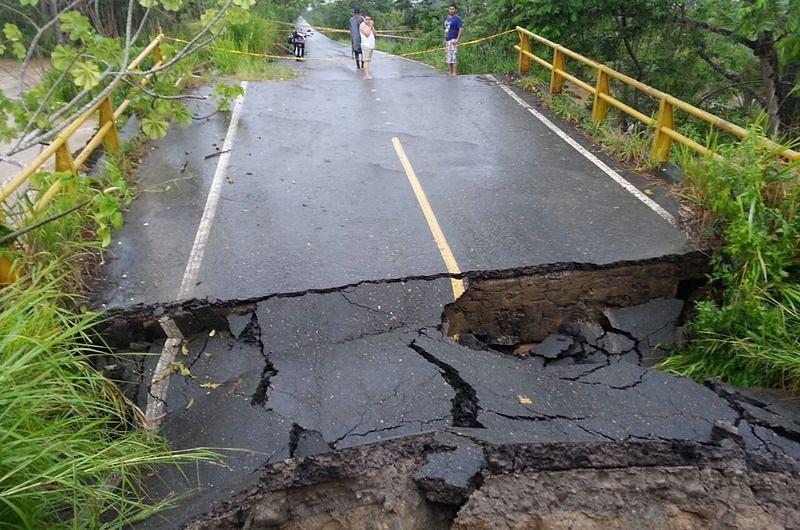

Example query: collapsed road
[92,22,800,530]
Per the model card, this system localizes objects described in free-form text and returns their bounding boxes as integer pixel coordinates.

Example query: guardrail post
[550,47,565,94]
[518,30,531,75]
[0,257,17,285]
[55,140,77,175]
[99,96,120,153]
[592,68,610,123]
[651,98,675,163]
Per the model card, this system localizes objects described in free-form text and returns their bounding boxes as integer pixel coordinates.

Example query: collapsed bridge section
[96,253,800,529]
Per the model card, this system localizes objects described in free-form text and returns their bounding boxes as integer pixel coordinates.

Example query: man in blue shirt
[444,4,464,76]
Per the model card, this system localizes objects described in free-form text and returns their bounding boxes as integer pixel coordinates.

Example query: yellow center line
[391,137,466,300]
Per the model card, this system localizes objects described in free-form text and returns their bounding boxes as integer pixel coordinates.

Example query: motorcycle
[288,30,306,59]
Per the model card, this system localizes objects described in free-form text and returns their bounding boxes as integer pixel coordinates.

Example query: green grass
[0,142,216,529]
[658,134,800,390]
[0,274,216,529]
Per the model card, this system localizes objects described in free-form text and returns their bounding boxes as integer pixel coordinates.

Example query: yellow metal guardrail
[514,26,800,163]
[0,34,165,283]
[0,34,165,210]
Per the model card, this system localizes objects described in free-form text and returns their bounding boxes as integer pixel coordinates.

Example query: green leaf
[161,0,183,10]
[172,104,193,127]
[141,116,169,139]
[51,45,78,70]
[3,23,22,42]
[97,223,111,247]
[70,60,100,89]
[19,0,39,5]
[11,42,25,60]
[60,11,94,42]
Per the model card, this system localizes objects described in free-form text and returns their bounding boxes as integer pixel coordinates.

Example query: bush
[660,134,800,390]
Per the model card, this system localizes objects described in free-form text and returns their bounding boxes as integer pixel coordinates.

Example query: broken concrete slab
[414,438,485,505]
[604,298,682,343]
[254,278,452,353]
[532,333,574,359]
[266,331,452,449]
[597,331,636,354]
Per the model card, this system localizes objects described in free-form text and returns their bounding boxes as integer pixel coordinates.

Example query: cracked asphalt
[138,280,800,528]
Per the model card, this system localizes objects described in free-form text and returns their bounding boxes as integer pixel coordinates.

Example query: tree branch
[18,0,87,108]
[697,49,767,107]
[121,77,207,100]
[676,16,757,50]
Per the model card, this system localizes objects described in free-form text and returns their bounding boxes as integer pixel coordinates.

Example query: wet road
[95,22,689,308]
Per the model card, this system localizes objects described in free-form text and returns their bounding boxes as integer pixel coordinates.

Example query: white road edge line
[144,81,248,430]
[178,81,249,299]
[485,75,676,226]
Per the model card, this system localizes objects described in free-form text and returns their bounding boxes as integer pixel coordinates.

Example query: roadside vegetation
[0,0,304,527]
[308,0,800,392]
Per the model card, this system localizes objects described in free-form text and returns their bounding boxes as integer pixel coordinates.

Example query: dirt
[181,433,800,530]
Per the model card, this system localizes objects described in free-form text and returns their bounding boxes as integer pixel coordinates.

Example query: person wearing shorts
[360,14,376,80]
[444,4,464,76]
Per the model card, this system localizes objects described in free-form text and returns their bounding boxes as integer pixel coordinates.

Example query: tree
[676,0,800,135]
[0,0,255,167]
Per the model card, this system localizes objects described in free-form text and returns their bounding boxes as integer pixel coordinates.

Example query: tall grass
[0,145,216,528]
[178,4,297,82]
[659,134,800,390]
[0,271,216,529]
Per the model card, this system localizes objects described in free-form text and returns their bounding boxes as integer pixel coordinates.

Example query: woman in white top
[359,14,376,80]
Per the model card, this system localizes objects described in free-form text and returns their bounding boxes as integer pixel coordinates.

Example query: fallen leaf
[169,361,193,378]
[209,329,216,337]
[181,341,189,356]
[185,397,195,410]
[644,189,654,196]
[517,394,532,404]
[200,382,221,389]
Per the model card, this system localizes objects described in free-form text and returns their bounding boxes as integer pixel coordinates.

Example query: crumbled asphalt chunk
[573,362,645,389]
[563,320,605,345]
[533,334,574,359]
[603,298,683,343]
[414,444,485,505]
[597,332,636,355]
[706,381,800,456]
[289,424,332,458]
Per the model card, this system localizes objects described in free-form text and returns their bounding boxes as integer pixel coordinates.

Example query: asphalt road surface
[94,21,689,309]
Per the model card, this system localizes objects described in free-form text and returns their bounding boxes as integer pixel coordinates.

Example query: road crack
[408,339,484,429]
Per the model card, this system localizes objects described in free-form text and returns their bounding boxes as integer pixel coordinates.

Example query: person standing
[444,4,464,77]
[359,14,376,80]
[349,6,364,70]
